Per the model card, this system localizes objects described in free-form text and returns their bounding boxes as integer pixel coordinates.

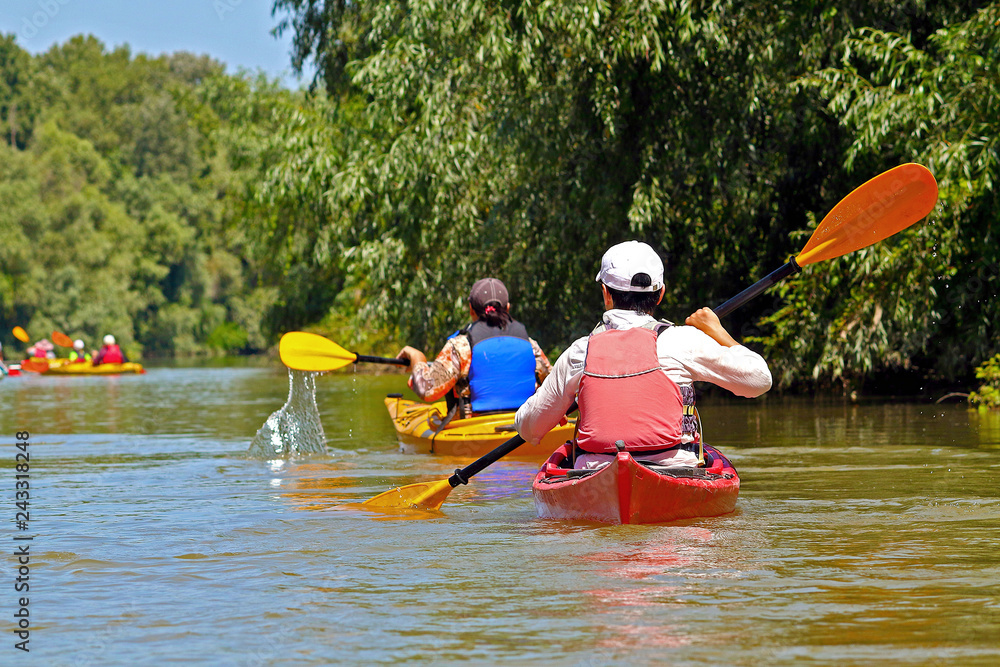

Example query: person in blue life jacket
[0,342,8,376]
[396,278,552,419]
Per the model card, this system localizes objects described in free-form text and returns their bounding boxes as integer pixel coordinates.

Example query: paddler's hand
[685,307,740,348]
[396,346,426,367]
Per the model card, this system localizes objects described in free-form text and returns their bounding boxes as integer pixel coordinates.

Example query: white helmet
[103,334,116,345]
[74,339,85,350]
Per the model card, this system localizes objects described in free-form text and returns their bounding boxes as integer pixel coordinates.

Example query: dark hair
[605,272,660,314]
[473,300,513,328]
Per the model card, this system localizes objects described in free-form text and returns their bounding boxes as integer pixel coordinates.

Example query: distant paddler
[27,338,55,360]
[93,334,127,365]
[395,278,552,422]
[69,339,92,364]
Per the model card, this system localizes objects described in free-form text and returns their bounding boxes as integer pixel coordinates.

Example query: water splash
[248,369,327,458]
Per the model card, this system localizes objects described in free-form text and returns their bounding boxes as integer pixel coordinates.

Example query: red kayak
[532,442,740,524]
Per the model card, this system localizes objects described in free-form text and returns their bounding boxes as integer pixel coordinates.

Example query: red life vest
[575,326,683,453]
[99,345,124,364]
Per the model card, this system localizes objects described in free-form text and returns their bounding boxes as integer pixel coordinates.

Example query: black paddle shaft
[355,354,410,367]
[448,402,579,487]
[714,258,801,318]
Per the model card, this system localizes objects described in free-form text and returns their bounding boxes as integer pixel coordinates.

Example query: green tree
[0,34,34,148]
[0,35,293,357]
[758,2,1000,389]
[263,0,984,380]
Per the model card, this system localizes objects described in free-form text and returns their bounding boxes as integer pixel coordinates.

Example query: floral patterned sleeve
[408,336,472,402]
[530,338,552,385]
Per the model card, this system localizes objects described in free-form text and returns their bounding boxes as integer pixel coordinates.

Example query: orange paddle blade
[795,163,938,267]
[21,359,49,373]
[12,327,29,343]
[52,331,74,348]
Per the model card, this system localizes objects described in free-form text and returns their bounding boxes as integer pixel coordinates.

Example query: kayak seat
[640,463,734,480]
[541,461,570,475]
[537,468,600,484]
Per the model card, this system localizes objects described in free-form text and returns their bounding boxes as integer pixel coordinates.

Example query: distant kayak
[26,359,145,375]
[533,442,740,524]
[385,395,575,458]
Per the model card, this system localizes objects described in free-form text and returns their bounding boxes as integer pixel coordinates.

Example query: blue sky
[0,0,316,85]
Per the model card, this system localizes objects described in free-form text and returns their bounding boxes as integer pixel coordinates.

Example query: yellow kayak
[43,360,145,375]
[384,395,575,459]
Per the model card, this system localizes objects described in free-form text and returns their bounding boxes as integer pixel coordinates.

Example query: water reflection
[0,366,997,665]
[583,528,722,653]
[971,409,1000,448]
[584,528,714,580]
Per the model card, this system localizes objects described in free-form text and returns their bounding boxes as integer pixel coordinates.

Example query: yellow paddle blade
[796,163,938,267]
[362,479,455,511]
[52,331,74,348]
[278,332,358,371]
[12,327,29,343]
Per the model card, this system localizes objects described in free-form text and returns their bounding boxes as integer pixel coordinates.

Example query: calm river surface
[2,363,999,665]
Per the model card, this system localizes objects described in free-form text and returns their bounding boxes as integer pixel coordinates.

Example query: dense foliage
[969,354,1000,409]
[0,35,295,356]
[761,2,1000,389]
[264,0,996,392]
[2,1,997,394]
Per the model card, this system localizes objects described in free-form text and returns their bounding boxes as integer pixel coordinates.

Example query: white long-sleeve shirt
[515,309,772,445]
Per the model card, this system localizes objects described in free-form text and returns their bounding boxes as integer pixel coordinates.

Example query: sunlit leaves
[783,2,1000,386]
[262,0,994,391]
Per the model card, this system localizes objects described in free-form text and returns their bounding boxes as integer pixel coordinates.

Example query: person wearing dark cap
[396,278,551,418]
[515,241,771,469]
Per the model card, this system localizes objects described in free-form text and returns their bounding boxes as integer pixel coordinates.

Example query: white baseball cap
[595,241,664,292]
[103,334,115,345]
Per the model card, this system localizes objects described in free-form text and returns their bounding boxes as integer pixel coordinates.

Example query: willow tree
[757,2,1000,389]
[267,0,986,389]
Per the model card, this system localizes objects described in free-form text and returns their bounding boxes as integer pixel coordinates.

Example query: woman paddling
[396,278,551,420]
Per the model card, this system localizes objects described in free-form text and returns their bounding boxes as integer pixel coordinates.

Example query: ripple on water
[3,371,1000,664]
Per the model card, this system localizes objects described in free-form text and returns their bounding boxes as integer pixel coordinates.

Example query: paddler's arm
[529,337,552,385]
[668,308,772,397]
[397,337,468,403]
[685,307,739,348]
[516,336,586,444]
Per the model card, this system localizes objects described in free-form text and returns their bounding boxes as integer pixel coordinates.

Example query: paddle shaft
[355,354,409,367]
[714,258,801,318]
[448,402,578,488]
[449,434,526,486]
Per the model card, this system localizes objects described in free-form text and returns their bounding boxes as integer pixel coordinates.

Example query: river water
[2,364,998,665]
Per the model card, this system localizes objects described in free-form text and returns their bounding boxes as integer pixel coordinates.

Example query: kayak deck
[384,395,575,459]
[37,359,145,375]
[532,442,740,524]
